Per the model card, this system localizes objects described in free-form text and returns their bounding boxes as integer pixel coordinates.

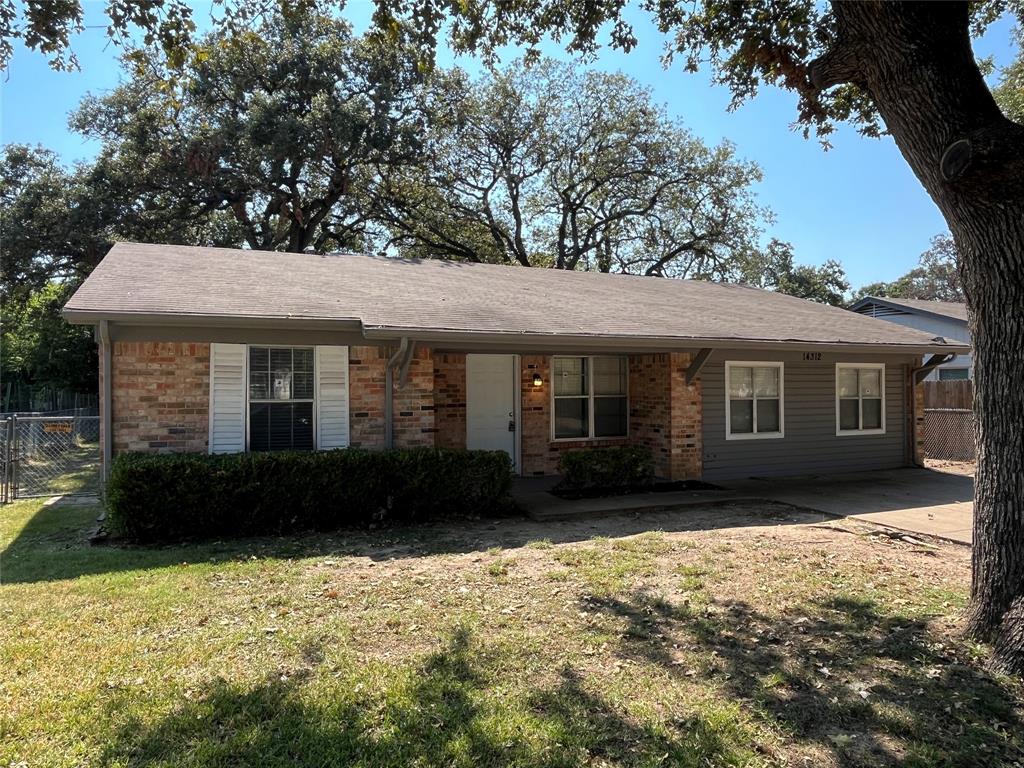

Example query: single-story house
[64,243,968,483]
[849,296,972,380]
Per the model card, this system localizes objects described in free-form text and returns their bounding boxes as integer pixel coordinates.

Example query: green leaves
[992,29,1024,124]
[556,446,655,493]
[0,281,97,394]
[1,0,196,72]
[383,58,773,277]
[72,12,427,254]
[742,238,850,306]
[106,448,514,543]
[853,234,963,303]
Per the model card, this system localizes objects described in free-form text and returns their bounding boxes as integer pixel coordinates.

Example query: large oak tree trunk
[814,1,1024,674]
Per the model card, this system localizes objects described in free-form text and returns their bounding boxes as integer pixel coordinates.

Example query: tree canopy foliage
[2,8,820,398]
[41,10,800,284]
[0,0,195,71]
[380,59,775,278]
[0,144,107,299]
[993,29,1024,123]
[0,143,237,301]
[73,12,427,254]
[0,281,98,395]
[745,240,850,307]
[855,234,964,303]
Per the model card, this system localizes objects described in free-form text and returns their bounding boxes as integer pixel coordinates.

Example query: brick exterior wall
[348,345,437,449]
[110,342,210,453]
[392,346,436,448]
[629,354,672,477]
[434,353,467,449]
[667,353,703,480]
[519,355,631,476]
[103,342,703,480]
[627,353,703,480]
[520,356,552,474]
[348,345,387,449]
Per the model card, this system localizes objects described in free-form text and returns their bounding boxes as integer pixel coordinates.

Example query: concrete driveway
[727,467,974,544]
[514,466,974,544]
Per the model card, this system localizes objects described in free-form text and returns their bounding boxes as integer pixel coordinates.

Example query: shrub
[106,448,513,543]
[556,446,655,493]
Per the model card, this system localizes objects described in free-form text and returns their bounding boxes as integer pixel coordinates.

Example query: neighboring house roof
[65,242,967,353]
[849,295,969,324]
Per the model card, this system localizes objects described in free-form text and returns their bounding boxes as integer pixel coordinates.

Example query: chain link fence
[923,408,975,462]
[1,415,101,501]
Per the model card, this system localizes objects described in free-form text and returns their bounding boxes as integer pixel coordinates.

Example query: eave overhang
[64,308,970,357]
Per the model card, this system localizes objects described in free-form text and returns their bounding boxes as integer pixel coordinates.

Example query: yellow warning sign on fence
[42,422,73,434]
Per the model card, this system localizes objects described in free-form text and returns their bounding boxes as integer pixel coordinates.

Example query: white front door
[466,354,518,469]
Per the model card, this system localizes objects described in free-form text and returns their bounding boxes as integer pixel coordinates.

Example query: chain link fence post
[0,417,10,503]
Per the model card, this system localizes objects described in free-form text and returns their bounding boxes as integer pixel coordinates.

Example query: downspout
[98,320,112,490]
[384,337,415,449]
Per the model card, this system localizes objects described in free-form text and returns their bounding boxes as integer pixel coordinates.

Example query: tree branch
[807,42,862,92]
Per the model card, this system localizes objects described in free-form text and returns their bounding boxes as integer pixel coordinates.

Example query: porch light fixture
[532,373,543,387]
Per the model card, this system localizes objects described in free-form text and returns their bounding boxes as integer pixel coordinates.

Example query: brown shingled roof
[64,242,966,353]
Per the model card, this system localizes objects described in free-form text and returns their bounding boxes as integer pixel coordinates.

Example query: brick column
[520,356,555,474]
[912,373,926,466]
[668,352,703,480]
[628,354,672,477]
[627,352,703,481]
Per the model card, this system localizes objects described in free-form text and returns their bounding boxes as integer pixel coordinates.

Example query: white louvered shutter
[209,343,247,453]
[316,346,350,449]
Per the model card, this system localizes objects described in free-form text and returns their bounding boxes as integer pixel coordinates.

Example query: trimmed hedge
[556,446,655,493]
[106,448,513,542]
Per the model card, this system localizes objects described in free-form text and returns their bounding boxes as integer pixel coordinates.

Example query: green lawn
[2,497,1022,767]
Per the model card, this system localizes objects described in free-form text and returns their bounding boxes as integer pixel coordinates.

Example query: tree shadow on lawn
[2,496,815,585]
[584,589,1024,767]
[102,626,749,768]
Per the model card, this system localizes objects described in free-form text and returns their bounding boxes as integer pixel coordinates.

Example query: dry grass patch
[2,498,1021,767]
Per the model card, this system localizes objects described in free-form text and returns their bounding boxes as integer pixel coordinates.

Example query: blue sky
[1,1,1018,288]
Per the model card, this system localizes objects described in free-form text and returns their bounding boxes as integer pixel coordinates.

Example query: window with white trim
[836,363,885,434]
[248,346,315,450]
[552,356,628,439]
[725,362,784,439]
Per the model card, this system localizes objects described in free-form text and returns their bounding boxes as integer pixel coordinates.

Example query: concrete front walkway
[513,467,974,544]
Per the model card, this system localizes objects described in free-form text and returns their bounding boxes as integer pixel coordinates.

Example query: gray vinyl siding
[702,350,914,481]
[851,307,972,379]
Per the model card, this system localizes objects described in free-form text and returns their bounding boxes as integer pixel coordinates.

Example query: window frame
[835,362,886,436]
[245,345,318,451]
[550,355,629,442]
[937,367,970,381]
[724,360,785,441]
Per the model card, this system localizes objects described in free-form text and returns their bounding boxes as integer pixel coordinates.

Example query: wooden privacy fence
[923,380,973,409]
